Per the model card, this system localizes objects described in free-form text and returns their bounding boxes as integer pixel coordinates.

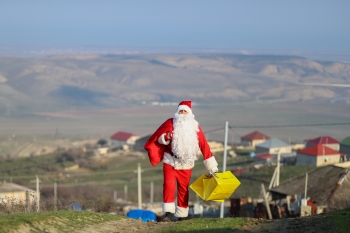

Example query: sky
[0,0,349,52]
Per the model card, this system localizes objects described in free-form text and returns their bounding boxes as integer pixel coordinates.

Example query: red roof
[110,131,138,141]
[254,153,272,160]
[297,144,340,157]
[305,136,339,145]
[241,131,270,140]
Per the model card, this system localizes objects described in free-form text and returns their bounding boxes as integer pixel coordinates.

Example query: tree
[97,139,108,147]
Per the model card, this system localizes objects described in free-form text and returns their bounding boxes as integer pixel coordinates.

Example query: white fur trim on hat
[203,156,218,172]
[163,202,176,213]
[175,206,189,217]
[176,105,192,115]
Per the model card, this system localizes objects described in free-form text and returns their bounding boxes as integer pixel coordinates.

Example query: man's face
[178,110,188,115]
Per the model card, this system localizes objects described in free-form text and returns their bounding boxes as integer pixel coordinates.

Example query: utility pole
[133,163,144,209]
[261,184,272,220]
[124,185,128,201]
[137,163,142,209]
[54,182,57,211]
[36,175,40,212]
[276,150,281,186]
[150,182,154,203]
[220,121,229,218]
[114,190,117,202]
[304,173,308,200]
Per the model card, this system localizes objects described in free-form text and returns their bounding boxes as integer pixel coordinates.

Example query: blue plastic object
[126,209,157,222]
[70,202,83,211]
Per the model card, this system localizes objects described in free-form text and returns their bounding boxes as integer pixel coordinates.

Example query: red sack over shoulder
[144,118,173,167]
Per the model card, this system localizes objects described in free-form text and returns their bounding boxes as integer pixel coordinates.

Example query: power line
[203,127,225,133]
[1,166,161,179]
[204,122,350,133]
[230,122,350,128]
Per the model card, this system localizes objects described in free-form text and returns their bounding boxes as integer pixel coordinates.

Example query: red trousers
[163,163,192,208]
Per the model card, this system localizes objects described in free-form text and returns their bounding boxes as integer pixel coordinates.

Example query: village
[1,127,350,223]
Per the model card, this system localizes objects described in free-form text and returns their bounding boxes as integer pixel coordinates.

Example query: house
[290,143,305,151]
[96,147,109,155]
[296,144,343,167]
[253,153,274,165]
[241,131,270,148]
[255,138,291,154]
[269,165,350,211]
[110,131,140,150]
[207,141,232,153]
[339,136,350,161]
[134,135,152,152]
[0,182,37,205]
[304,136,340,151]
[254,152,297,166]
[280,152,297,165]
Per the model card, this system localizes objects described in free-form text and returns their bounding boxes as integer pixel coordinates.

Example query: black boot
[162,212,174,222]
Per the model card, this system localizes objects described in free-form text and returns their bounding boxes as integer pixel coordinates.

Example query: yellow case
[190,171,241,202]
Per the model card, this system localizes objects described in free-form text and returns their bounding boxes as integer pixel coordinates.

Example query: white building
[110,131,140,149]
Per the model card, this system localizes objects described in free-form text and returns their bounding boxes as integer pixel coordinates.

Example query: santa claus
[144,100,219,221]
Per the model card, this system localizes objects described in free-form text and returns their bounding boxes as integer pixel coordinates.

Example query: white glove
[209,167,219,175]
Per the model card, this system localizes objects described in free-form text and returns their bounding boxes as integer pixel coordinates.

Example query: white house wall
[269,146,292,154]
[297,153,340,166]
[255,146,291,154]
[316,154,340,166]
[126,136,140,145]
[241,139,268,148]
[252,139,268,148]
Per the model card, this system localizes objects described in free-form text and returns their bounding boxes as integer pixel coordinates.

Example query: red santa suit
[144,101,218,218]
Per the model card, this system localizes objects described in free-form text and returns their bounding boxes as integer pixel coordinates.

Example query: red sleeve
[144,118,173,167]
[197,125,213,160]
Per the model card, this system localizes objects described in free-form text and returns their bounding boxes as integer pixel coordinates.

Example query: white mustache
[174,113,194,122]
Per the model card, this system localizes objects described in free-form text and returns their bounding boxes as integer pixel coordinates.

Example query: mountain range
[1,53,350,115]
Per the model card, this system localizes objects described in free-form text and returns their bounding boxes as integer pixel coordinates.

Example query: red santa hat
[176,100,192,114]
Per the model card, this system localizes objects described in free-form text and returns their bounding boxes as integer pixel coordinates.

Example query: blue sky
[0,0,349,52]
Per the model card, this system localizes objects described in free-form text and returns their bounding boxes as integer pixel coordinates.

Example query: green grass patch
[327,207,350,233]
[0,210,123,233]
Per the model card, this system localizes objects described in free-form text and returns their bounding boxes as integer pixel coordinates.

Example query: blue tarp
[126,209,157,222]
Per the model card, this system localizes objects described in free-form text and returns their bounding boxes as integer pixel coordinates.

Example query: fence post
[26,191,30,213]
[54,182,57,211]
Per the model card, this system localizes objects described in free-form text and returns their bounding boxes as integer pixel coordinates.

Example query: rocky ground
[234,215,334,233]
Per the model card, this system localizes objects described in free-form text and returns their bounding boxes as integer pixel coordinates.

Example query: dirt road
[74,218,175,233]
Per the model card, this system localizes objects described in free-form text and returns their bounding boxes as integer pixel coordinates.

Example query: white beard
[171,113,200,166]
